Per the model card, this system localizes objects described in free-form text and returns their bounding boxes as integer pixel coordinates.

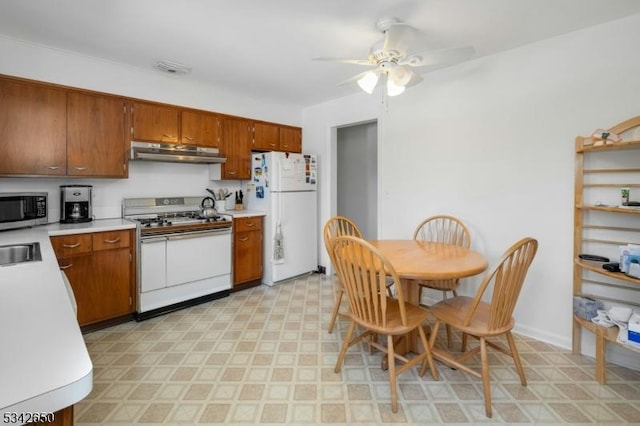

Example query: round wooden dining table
[368,240,489,354]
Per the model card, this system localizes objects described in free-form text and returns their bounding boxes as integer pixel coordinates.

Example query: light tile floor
[76,274,640,425]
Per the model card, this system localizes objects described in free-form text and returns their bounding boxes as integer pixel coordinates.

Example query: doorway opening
[336,120,378,239]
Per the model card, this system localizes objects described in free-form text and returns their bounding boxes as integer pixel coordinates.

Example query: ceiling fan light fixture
[357,71,379,94]
[386,79,405,96]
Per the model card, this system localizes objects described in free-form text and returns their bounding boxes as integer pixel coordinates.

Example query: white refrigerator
[249,151,318,286]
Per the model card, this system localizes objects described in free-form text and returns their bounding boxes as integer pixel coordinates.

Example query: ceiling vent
[154,60,192,75]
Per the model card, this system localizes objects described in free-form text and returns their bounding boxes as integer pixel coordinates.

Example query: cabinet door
[67,92,127,177]
[60,248,133,326]
[221,117,252,180]
[253,122,280,151]
[234,230,263,285]
[0,78,67,175]
[280,126,302,153]
[131,101,179,143]
[181,110,221,147]
[91,247,133,323]
[58,254,94,325]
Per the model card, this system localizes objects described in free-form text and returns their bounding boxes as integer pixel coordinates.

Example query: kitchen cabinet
[131,101,222,148]
[51,230,135,327]
[573,115,640,384]
[131,101,179,143]
[279,126,302,153]
[67,91,128,177]
[0,76,128,177]
[0,78,67,176]
[221,116,252,180]
[181,110,221,147]
[233,216,263,288]
[29,406,74,426]
[252,122,303,153]
[253,121,280,151]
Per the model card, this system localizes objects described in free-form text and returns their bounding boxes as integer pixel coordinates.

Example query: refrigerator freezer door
[262,190,318,285]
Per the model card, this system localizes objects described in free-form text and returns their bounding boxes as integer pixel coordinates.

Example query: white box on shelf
[629,312,640,344]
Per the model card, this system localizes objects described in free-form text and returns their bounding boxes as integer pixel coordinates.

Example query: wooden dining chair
[331,235,440,413]
[323,216,393,333]
[413,214,471,347]
[427,237,538,418]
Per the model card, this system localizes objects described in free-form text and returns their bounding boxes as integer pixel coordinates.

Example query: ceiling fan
[314,17,474,97]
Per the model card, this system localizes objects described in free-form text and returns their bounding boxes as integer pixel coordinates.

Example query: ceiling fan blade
[400,45,475,68]
[312,57,375,66]
[382,23,417,58]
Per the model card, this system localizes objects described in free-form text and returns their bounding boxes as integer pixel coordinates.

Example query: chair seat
[351,297,429,335]
[430,296,515,337]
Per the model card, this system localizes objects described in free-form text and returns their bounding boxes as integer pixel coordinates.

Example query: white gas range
[123,196,232,320]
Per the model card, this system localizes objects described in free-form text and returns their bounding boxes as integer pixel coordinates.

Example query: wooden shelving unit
[573,116,640,384]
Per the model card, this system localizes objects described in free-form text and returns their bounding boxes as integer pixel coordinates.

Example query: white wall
[0,36,301,124]
[303,14,640,369]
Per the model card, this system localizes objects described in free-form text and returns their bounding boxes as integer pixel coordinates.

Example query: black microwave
[0,192,48,231]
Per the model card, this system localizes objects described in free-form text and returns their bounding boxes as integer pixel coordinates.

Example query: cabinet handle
[162,134,176,139]
[73,166,88,171]
[228,171,236,175]
[245,222,254,227]
[239,237,249,242]
[62,243,81,248]
[104,238,121,244]
[59,264,73,270]
[185,136,195,141]
[47,166,60,170]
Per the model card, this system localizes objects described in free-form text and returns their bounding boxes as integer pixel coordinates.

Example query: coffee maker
[60,185,93,223]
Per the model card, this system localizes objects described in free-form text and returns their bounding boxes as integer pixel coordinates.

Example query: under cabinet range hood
[130,141,226,164]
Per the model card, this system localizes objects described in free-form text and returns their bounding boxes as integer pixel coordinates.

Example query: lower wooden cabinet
[28,405,73,426]
[51,229,135,326]
[233,216,263,288]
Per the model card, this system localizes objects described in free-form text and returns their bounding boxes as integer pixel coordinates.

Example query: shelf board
[575,259,640,286]
[577,204,640,214]
[574,315,640,354]
[578,140,640,153]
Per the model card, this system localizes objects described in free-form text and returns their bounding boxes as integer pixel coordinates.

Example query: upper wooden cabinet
[0,75,301,178]
[279,126,302,153]
[0,78,67,175]
[252,121,302,153]
[181,110,221,147]
[67,92,128,177]
[253,122,280,151]
[221,117,252,180]
[131,101,179,143]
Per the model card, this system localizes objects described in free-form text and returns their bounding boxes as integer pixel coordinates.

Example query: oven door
[138,228,232,314]
[166,230,232,286]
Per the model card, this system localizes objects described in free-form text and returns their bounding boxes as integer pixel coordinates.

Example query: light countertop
[219,209,265,218]
[0,219,136,420]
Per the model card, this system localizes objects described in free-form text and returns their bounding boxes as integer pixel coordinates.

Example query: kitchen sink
[0,242,42,266]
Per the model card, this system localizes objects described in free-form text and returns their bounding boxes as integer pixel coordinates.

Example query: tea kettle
[200,197,217,218]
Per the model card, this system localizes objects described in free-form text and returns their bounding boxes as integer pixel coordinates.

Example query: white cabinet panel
[140,238,167,292]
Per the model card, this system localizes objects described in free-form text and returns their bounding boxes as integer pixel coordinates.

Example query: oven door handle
[141,236,168,243]
[166,228,232,241]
